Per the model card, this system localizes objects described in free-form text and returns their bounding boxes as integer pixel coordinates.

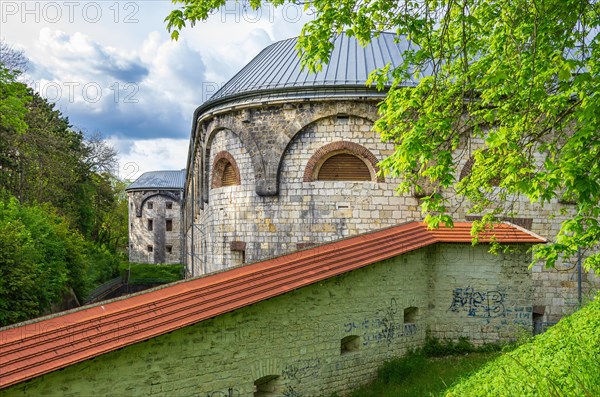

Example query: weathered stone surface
[3,245,532,397]
[128,190,182,264]
[183,98,599,328]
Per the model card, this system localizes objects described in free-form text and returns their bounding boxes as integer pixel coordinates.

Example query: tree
[0,48,126,323]
[0,41,28,73]
[0,196,86,326]
[166,0,599,271]
[0,65,29,135]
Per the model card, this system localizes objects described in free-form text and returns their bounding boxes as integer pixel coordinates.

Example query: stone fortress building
[1,33,598,397]
[181,33,598,327]
[126,170,185,264]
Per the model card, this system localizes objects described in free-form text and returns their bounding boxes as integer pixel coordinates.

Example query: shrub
[445,295,600,397]
[121,263,183,285]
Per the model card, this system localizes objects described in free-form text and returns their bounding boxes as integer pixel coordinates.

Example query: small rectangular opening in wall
[254,375,282,396]
[147,201,153,209]
[404,306,418,323]
[166,219,173,231]
[147,219,153,231]
[166,201,173,209]
[341,335,360,354]
[336,114,349,123]
[231,250,245,266]
[166,245,172,254]
[336,202,350,210]
[147,245,153,252]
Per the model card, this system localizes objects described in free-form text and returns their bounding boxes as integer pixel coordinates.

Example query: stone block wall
[128,190,182,264]
[3,244,532,397]
[186,98,598,328]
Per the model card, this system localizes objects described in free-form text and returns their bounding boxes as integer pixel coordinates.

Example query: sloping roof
[125,170,186,191]
[197,33,422,115]
[0,222,544,389]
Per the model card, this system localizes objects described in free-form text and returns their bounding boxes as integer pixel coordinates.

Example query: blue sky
[1,1,310,179]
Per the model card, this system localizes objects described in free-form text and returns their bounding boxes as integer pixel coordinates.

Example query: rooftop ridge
[0,221,544,389]
[125,169,186,191]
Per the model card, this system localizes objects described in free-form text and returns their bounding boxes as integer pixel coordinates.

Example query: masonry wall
[3,244,532,397]
[128,191,182,264]
[186,98,598,327]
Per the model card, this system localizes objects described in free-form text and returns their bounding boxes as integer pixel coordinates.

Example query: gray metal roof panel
[206,33,413,106]
[126,170,186,191]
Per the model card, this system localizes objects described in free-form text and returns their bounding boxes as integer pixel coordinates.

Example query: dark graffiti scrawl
[343,298,419,347]
[449,287,505,317]
[281,359,321,381]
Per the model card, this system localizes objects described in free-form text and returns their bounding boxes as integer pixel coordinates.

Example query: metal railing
[85,276,123,303]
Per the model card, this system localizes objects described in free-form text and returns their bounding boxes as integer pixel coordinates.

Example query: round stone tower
[183,33,596,325]
[184,33,418,275]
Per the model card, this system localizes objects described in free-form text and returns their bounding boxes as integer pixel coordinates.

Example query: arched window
[211,151,241,188]
[303,141,383,182]
[222,162,237,186]
[317,153,371,181]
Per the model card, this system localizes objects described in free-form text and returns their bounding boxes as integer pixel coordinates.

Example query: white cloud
[109,137,189,180]
[24,28,206,140]
[2,0,310,179]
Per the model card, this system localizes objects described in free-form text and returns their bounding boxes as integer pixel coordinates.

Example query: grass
[444,294,600,397]
[344,337,505,397]
[348,351,500,397]
[120,263,183,284]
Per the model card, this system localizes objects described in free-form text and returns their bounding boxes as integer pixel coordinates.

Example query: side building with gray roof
[126,170,185,264]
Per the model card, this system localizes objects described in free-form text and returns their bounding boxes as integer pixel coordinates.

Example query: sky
[0,0,312,180]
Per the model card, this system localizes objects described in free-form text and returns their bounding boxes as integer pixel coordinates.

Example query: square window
[166,219,173,232]
[147,245,153,252]
[147,201,153,209]
[148,219,153,231]
[166,245,172,254]
[341,335,360,354]
[166,202,173,210]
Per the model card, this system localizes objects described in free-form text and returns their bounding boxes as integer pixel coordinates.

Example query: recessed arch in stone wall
[211,151,241,188]
[303,141,384,182]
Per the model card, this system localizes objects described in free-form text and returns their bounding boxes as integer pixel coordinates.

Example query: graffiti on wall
[343,298,419,347]
[448,287,505,318]
[282,385,304,397]
[200,388,240,397]
[282,358,321,381]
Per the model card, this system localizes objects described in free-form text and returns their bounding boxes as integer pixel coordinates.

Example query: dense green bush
[121,263,183,285]
[423,335,505,357]
[445,295,600,397]
[0,197,83,325]
[0,196,122,326]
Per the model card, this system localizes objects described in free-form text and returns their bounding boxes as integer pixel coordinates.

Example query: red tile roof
[0,222,544,389]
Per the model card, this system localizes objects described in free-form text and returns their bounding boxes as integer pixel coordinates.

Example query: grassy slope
[445,295,600,397]
[348,352,499,397]
[122,263,183,284]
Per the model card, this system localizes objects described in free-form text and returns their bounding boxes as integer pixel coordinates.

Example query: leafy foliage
[445,295,600,397]
[0,197,82,325]
[166,0,600,271]
[0,46,128,325]
[0,66,30,134]
[122,263,183,285]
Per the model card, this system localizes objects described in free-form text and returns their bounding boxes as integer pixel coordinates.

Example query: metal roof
[198,32,420,115]
[125,170,186,191]
[0,222,545,389]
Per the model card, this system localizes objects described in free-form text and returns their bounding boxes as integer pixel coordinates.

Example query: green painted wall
[1,244,532,397]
